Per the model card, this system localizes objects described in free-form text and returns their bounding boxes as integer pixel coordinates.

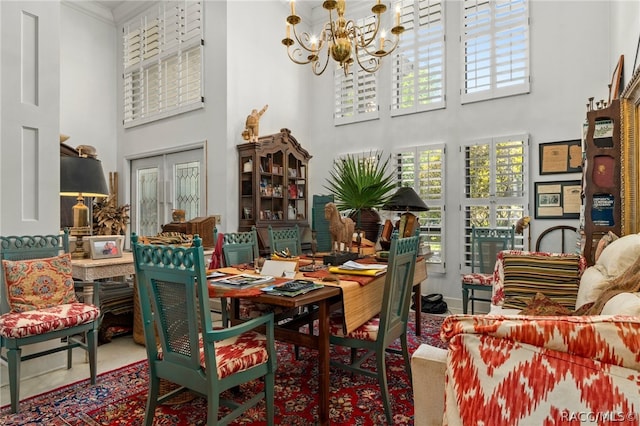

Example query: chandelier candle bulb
[379,32,385,51]
[290,0,295,15]
[286,24,290,39]
[395,7,400,26]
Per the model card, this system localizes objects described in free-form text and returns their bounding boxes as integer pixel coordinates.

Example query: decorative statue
[242,104,268,142]
[324,202,355,253]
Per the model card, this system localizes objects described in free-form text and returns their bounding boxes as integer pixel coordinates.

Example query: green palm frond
[323,151,395,211]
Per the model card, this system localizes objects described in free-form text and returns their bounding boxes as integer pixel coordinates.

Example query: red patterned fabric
[440,314,640,426]
[157,330,269,380]
[2,253,77,312]
[329,311,380,341]
[491,250,587,306]
[0,303,100,338]
[461,272,494,286]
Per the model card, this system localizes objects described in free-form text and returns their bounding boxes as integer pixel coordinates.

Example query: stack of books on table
[210,273,275,289]
[328,260,387,276]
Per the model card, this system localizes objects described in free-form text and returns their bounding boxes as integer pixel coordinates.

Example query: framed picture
[539,140,583,174]
[88,235,124,259]
[534,180,582,219]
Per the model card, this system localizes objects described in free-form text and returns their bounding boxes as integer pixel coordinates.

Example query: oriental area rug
[0,313,447,426]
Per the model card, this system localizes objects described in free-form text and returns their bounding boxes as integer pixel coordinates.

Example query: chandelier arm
[358,35,401,58]
[287,46,314,65]
[291,25,318,53]
[353,45,382,74]
[311,48,332,75]
[352,19,381,50]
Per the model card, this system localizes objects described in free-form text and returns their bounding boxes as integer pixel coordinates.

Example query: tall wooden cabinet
[582,99,622,265]
[237,128,312,253]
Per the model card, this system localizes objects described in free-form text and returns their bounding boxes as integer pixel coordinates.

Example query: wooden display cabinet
[582,99,622,265]
[237,128,311,253]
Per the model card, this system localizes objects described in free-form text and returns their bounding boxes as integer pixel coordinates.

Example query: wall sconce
[60,156,109,259]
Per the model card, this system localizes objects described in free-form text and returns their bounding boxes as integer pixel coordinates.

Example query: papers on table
[261,282,324,297]
[210,273,275,288]
[340,261,387,271]
[328,260,387,276]
[260,259,297,278]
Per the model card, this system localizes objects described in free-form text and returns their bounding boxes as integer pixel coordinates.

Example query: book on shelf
[210,273,275,288]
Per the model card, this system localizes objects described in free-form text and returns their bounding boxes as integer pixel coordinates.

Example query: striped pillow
[502,254,582,310]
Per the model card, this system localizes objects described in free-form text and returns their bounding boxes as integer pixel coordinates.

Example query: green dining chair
[461,226,515,314]
[131,233,277,426]
[328,232,419,424]
[0,230,100,413]
[267,225,302,256]
[213,227,263,326]
[214,226,260,267]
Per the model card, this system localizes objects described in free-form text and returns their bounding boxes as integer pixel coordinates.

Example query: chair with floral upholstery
[132,234,277,425]
[0,230,100,413]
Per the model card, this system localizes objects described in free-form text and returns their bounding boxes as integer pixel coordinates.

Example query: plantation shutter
[391,0,445,116]
[460,136,528,269]
[395,145,446,272]
[334,16,379,125]
[461,0,529,104]
[123,0,204,128]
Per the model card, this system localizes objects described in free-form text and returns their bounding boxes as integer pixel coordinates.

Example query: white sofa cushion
[577,233,640,309]
[601,292,640,316]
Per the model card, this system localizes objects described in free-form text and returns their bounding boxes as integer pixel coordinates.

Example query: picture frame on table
[88,235,124,260]
[534,180,582,219]
[539,140,583,175]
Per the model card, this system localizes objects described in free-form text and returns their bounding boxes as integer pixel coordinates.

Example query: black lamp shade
[60,156,109,197]
[382,187,429,211]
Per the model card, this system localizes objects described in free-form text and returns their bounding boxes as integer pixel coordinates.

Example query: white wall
[306,0,614,305]
[610,0,639,88]
[60,2,118,175]
[1,1,62,236]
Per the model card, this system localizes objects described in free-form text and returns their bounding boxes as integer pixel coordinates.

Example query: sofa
[412,234,640,426]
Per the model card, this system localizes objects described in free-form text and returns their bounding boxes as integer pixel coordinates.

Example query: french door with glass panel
[131,148,205,237]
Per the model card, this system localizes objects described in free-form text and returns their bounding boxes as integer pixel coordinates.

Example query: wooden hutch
[237,128,312,253]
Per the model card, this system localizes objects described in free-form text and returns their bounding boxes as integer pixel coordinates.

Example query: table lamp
[60,156,109,259]
[380,187,429,248]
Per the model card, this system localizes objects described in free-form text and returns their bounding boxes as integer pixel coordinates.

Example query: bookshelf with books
[582,99,622,266]
[237,128,312,253]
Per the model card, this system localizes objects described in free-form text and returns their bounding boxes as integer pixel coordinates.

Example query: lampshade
[60,156,109,197]
[382,187,429,212]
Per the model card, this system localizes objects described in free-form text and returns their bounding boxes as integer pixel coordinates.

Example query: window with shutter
[334,15,379,126]
[460,135,528,270]
[394,145,446,272]
[391,0,445,116]
[461,0,529,104]
[123,0,204,128]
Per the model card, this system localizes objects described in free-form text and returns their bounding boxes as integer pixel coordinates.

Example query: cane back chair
[131,234,277,425]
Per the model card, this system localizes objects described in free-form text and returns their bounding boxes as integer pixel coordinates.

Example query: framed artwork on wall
[88,235,124,260]
[539,140,583,175]
[534,180,581,219]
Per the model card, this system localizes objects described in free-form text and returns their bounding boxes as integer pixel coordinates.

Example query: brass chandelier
[282,0,405,76]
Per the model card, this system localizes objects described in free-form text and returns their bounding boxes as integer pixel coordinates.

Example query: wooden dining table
[208,257,427,425]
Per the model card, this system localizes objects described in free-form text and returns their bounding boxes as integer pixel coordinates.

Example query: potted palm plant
[324,151,396,241]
